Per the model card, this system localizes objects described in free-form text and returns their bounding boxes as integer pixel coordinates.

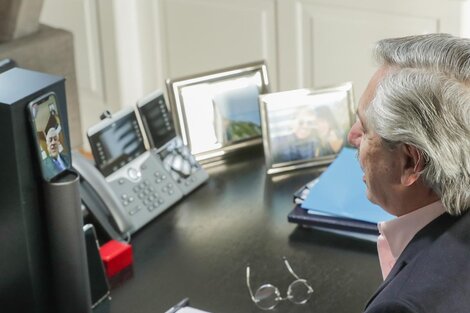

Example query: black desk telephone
[74,91,209,241]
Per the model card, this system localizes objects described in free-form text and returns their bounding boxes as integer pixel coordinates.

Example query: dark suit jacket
[43,153,70,180]
[364,210,470,313]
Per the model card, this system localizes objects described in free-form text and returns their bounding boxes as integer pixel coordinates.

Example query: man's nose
[348,124,361,148]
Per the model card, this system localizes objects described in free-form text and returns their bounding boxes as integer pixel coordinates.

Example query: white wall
[40,0,470,151]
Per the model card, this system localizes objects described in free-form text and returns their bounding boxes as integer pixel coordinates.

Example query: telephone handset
[73,151,131,241]
[85,106,183,235]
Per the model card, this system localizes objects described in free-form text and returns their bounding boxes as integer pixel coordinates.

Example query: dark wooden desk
[109,153,382,313]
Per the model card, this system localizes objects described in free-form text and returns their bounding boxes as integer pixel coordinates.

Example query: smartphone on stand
[27,92,71,182]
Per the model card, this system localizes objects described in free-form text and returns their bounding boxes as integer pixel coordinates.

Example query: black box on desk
[0,67,70,312]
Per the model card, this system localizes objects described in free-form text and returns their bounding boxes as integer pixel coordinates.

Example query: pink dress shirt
[376,200,446,280]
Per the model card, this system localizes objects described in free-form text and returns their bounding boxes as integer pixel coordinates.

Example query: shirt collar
[377,200,445,260]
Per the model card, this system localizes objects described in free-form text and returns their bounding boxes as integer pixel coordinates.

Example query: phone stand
[43,170,92,313]
[0,67,76,312]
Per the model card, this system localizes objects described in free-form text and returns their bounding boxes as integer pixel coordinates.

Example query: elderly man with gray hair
[348,33,470,312]
[43,126,69,179]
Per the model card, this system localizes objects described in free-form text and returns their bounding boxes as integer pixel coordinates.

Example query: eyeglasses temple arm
[283,257,301,280]
[246,266,257,302]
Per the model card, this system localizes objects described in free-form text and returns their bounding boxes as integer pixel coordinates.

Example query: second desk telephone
[73,90,209,240]
[136,90,209,195]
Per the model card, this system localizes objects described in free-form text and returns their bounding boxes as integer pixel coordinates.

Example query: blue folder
[300,147,394,224]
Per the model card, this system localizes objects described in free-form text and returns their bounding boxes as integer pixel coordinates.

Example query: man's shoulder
[43,156,54,165]
[365,299,420,313]
[366,211,470,312]
[60,153,70,163]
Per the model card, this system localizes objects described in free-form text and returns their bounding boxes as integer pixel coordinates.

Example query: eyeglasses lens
[254,285,280,310]
[288,280,312,304]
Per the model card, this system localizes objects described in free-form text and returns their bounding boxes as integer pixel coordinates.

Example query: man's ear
[401,144,424,186]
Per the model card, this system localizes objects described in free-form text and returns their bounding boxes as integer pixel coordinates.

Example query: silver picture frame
[260,82,355,175]
[166,61,270,164]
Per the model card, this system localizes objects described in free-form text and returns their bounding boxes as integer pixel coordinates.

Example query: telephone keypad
[123,177,174,214]
[109,153,183,232]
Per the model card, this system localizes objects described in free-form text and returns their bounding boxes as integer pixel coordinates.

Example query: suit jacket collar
[365,212,457,309]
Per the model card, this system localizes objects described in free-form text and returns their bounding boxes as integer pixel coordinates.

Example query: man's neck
[393,185,440,217]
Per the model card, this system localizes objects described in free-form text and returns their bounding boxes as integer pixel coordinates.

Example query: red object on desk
[99,240,133,278]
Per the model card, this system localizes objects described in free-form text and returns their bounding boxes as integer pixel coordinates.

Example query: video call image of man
[348,34,470,312]
[273,105,345,163]
[43,126,70,179]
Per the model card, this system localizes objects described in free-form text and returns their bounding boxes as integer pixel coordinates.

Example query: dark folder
[288,204,379,235]
[288,147,394,236]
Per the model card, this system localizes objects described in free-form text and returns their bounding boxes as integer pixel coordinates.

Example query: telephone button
[128,167,141,181]
[129,206,141,216]
[147,203,159,212]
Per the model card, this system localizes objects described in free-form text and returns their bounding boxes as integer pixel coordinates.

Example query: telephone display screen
[138,93,176,150]
[28,92,71,182]
[88,111,146,177]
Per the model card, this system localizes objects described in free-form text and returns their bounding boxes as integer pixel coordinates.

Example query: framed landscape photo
[260,82,355,175]
[166,61,270,163]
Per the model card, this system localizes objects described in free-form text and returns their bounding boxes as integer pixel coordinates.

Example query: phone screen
[137,92,176,149]
[87,109,146,177]
[28,92,71,181]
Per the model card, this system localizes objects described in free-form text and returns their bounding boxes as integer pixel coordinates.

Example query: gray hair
[46,127,59,140]
[365,33,470,215]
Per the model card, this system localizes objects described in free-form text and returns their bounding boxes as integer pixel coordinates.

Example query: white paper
[178,307,211,313]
